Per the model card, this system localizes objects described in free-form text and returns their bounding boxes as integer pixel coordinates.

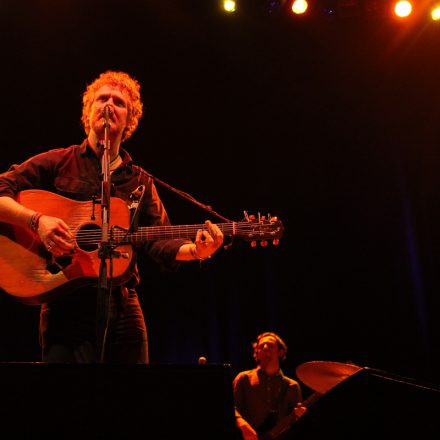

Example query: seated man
[233,332,307,440]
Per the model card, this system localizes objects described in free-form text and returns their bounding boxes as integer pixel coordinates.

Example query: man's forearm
[175,242,199,261]
[0,196,35,228]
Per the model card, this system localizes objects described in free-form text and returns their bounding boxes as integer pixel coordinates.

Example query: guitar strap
[128,185,145,232]
[144,170,233,222]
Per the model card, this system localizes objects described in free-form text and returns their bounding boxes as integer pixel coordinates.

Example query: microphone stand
[97,105,113,363]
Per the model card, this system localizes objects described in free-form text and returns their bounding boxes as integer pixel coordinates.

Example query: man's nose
[101,99,115,115]
[103,96,114,106]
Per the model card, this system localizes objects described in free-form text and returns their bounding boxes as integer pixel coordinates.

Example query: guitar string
[72,226,264,241]
[66,225,275,245]
[41,210,276,244]
[71,224,266,235]
[71,224,264,235]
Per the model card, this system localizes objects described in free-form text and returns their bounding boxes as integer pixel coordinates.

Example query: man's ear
[278,348,286,360]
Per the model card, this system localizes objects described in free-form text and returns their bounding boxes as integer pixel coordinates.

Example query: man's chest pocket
[54,176,99,201]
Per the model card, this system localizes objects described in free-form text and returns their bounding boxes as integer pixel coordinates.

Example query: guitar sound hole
[76,224,101,252]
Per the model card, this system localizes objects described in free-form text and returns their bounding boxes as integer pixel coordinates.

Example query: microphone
[101,105,113,128]
[101,104,114,118]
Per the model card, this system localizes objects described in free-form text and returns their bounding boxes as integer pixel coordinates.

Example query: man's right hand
[37,215,75,256]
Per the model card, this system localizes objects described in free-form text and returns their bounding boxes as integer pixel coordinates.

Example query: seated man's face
[255,335,282,365]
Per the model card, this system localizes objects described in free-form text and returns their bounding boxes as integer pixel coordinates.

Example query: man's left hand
[194,220,224,259]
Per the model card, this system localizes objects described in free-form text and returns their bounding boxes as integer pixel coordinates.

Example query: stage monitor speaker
[0,362,236,439]
[289,367,440,439]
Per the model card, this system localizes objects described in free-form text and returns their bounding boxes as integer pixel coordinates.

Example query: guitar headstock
[238,212,284,246]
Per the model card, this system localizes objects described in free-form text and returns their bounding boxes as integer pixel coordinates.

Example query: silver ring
[47,241,55,250]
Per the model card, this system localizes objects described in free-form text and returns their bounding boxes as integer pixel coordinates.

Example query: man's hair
[252,331,288,363]
[81,70,143,142]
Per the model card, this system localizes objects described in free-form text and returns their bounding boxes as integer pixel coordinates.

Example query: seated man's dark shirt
[233,367,303,432]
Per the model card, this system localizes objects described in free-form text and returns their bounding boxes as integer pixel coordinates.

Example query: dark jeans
[40,286,148,363]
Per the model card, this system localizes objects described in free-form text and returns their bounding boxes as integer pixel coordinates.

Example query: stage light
[431,4,440,20]
[394,1,413,18]
[223,0,236,13]
[291,0,308,15]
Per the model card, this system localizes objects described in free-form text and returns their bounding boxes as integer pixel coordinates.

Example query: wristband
[28,211,43,232]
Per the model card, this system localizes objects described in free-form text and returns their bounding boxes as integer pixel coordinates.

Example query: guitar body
[0,190,133,305]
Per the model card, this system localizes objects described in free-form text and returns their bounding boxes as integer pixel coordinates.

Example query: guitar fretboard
[111,222,275,243]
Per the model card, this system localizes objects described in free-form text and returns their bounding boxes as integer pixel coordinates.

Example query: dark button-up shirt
[233,366,303,431]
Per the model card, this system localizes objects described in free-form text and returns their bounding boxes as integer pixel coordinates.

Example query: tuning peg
[251,241,257,247]
[273,239,279,246]
[260,240,268,247]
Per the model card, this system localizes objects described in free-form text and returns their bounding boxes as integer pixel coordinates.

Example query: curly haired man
[0,71,223,363]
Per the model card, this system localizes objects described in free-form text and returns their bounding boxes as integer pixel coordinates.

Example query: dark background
[1,0,440,390]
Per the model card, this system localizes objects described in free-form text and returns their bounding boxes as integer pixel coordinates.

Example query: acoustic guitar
[0,190,283,305]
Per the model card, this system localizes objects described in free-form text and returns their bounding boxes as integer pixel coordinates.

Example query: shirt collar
[257,365,284,378]
[119,146,133,166]
[79,138,92,156]
[80,139,133,167]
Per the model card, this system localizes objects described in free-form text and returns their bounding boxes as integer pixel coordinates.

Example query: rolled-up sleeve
[0,150,59,197]
[140,178,189,270]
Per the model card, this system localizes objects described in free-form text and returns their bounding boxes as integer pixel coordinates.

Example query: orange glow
[394,1,412,18]
[432,5,440,20]
[223,0,236,13]
[291,0,308,15]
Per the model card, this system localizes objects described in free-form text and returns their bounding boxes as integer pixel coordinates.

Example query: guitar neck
[116,222,251,243]
[302,391,323,408]
[260,392,323,440]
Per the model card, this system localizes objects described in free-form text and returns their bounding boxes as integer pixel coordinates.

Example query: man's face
[89,84,129,141]
[255,335,282,365]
